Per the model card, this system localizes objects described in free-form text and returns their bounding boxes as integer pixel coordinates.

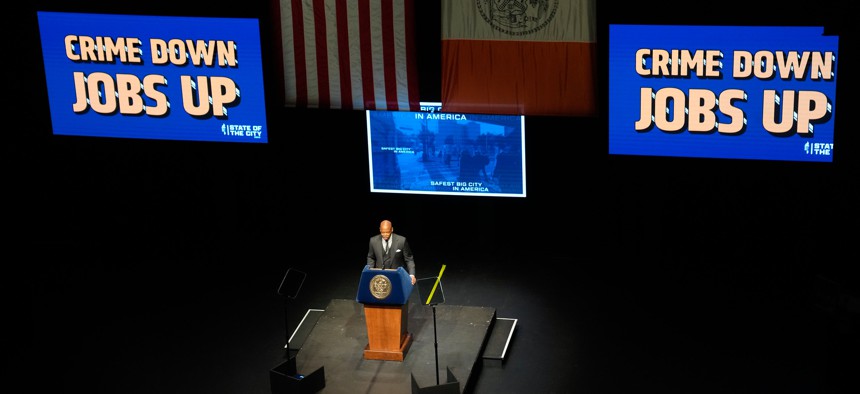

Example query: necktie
[383,239,389,253]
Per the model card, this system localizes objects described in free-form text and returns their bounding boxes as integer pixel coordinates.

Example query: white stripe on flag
[300,1,320,107]
[345,2,363,109]
[442,0,595,43]
[279,0,298,107]
[322,1,341,108]
[368,0,386,110]
[392,2,410,110]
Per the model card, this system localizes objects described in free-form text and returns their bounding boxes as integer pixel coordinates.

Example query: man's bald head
[379,220,393,240]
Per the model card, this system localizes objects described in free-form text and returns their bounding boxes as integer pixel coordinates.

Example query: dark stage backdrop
[14,0,857,340]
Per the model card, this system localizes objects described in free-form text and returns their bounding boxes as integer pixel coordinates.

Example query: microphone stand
[431,302,440,385]
[417,265,450,390]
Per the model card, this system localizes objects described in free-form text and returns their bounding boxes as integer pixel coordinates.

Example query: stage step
[481,317,517,362]
[285,309,325,357]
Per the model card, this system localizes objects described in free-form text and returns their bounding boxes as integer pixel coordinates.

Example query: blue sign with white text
[609,25,838,162]
[38,11,268,143]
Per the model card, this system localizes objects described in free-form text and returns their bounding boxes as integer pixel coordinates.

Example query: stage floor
[291,298,497,393]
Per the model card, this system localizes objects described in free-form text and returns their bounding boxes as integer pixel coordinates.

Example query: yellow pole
[425,264,446,305]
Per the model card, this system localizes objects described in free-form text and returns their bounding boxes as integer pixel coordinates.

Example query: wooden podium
[355,266,414,361]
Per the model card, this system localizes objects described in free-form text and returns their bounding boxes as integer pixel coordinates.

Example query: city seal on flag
[370,274,393,300]
[476,0,559,36]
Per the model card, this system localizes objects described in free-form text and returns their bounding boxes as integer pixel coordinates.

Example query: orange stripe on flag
[441,0,597,117]
[441,40,597,117]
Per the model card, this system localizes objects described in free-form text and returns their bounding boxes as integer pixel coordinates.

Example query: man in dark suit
[367,219,416,285]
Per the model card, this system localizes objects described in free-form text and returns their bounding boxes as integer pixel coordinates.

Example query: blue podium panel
[356,266,414,305]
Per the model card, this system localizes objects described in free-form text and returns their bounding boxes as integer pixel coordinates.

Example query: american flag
[279,0,420,111]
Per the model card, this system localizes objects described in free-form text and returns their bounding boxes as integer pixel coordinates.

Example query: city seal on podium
[369,274,392,300]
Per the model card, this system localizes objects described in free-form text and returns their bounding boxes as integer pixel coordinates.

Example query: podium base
[364,332,413,361]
